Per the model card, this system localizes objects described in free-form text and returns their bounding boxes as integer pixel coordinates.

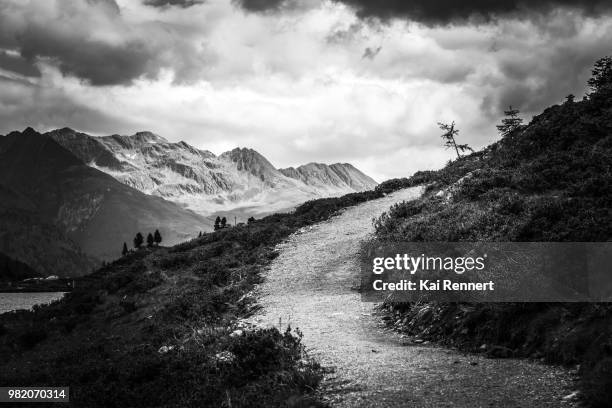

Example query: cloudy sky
[1,0,611,180]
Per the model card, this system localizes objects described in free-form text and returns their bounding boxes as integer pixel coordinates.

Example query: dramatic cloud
[325,22,366,44]
[0,74,135,135]
[232,0,322,15]
[143,0,203,8]
[237,0,612,24]
[234,0,286,12]
[0,51,40,78]
[0,0,209,85]
[333,0,612,24]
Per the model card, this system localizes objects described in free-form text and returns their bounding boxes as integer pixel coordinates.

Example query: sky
[1,0,611,181]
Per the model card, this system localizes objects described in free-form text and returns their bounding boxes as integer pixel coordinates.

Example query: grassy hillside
[372,67,612,406]
[0,182,401,407]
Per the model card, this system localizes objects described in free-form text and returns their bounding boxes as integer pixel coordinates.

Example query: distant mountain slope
[0,185,96,277]
[0,146,98,277]
[48,128,378,217]
[0,129,212,270]
[45,128,126,170]
[279,162,377,192]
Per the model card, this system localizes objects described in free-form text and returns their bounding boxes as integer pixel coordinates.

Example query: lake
[0,292,66,314]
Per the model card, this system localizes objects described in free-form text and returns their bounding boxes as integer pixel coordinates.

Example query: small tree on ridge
[134,232,144,249]
[214,216,221,231]
[438,121,473,159]
[497,105,523,137]
[588,56,612,94]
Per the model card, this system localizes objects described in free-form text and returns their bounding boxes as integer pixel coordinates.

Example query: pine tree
[146,233,154,247]
[247,216,255,224]
[587,56,612,94]
[221,217,227,228]
[496,105,523,137]
[133,232,144,249]
[214,216,221,231]
[122,242,128,256]
[198,231,202,237]
[154,229,162,246]
[438,121,472,159]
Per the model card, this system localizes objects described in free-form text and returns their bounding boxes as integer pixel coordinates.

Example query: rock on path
[247,187,578,407]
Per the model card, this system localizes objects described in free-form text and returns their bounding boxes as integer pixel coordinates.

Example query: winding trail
[247,187,577,407]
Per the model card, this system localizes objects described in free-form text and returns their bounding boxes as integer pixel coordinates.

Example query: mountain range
[0,127,377,277]
[47,128,377,217]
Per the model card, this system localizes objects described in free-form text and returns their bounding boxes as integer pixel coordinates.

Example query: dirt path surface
[247,187,578,407]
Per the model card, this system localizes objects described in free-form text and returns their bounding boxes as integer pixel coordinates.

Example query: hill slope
[372,79,612,407]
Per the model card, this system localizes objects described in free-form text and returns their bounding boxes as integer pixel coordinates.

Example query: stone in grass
[230,329,244,337]
[158,345,174,354]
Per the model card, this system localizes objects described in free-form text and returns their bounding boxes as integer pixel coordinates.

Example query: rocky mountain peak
[133,131,167,143]
[102,131,167,150]
[279,161,377,191]
[22,126,39,136]
[220,147,280,182]
[47,128,124,170]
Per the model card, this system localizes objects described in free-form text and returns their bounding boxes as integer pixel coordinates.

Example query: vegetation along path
[247,187,578,408]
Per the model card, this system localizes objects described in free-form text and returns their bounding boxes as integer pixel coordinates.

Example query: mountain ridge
[48,128,378,217]
[279,162,377,191]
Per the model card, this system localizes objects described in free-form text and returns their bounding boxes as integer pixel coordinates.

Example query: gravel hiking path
[247,187,578,407]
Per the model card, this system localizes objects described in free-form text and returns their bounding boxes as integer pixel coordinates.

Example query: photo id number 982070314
[0,387,69,403]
